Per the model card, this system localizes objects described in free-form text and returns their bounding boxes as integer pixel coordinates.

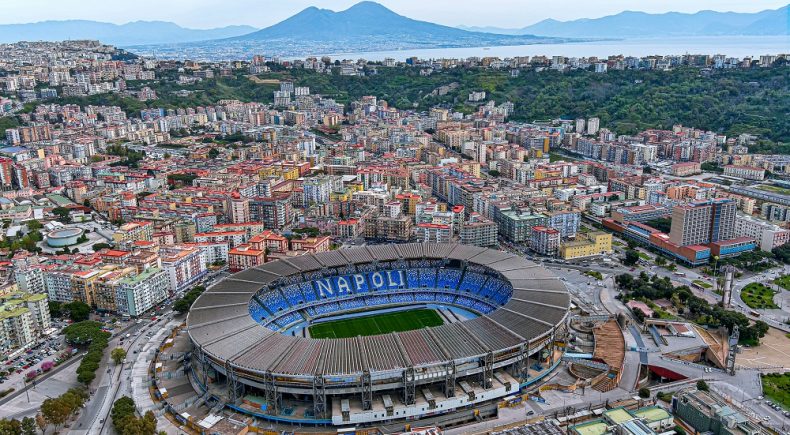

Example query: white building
[723,165,766,181]
[587,117,600,135]
[160,245,207,295]
[0,307,34,357]
[115,267,170,317]
[0,292,49,357]
[734,214,790,252]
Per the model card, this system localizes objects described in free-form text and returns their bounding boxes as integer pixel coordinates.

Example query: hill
[0,20,257,46]
[519,5,789,38]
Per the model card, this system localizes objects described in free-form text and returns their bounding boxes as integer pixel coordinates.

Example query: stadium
[186,243,570,427]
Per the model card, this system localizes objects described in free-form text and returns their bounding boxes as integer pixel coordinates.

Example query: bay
[311,36,790,61]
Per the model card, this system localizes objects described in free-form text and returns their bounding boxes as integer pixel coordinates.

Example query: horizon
[0,0,787,30]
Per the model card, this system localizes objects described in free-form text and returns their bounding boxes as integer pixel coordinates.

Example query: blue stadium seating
[300,282,317,302]
[455,296,494,314]
[435,293,456,304]
[437,269,461,290]
[365,295,389,306]
[406,269,420,288]
[282,285,304,306]
[314,302,339,315]
[458,272,487,294]
[414,292,435,302]
[275,311,303,328]
[339,298,365,310]
[261,290,289,312]
[480,278,503,299]
[248,300,268,321]
[389,293,414,304]
[418,268,436,288]
[250,266,515,328]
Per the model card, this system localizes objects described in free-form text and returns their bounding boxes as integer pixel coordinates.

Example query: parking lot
[1,330,67,391]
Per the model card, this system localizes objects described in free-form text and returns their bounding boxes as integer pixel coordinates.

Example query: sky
[0,0,787,29]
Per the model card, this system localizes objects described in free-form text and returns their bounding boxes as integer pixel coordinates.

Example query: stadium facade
[186,243,570,426]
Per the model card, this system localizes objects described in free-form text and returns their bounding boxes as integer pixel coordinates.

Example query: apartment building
[723,165,765,181]
[160,245,207,295]
[114,267,170,316]
[228,245,266,272]
[560,231,612,260]
[669,199,736,247]
[113,221,154,245]
[734,214,790,252]
[530,226,561,256]
[459,213,498,247]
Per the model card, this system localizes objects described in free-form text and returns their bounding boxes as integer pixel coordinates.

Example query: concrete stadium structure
[186,243,570,427]
[45,227,83,247]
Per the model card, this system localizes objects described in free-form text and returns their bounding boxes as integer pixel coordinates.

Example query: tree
[773,244,790,264]
[173,285,206,314]
[64,301,91,322]
[21,417,36,435]
[112,397,158,435]
[488,170,501,177]
[111,396,136,429]
[207,148,220,159]
[34,415,45,434]
[0,419,22,435]
[26,220,43,231]
[623,249,640,266]
[93,242,112,251]
[63,322,111,385]
[48,301,63,318]
[0,420,21,435]
[51,207,72,223]
[111,347,127,365]
[40,397,70,428]
[638,387,651,398]
[696,380,709,392]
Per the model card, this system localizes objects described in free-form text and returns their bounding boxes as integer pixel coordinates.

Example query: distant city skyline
[0,0,787,30]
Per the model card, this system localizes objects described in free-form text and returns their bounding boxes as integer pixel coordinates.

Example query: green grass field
[308,309,443,339]
[762,373,790,410]
[741,283,778,309]
[775,275,790,291]
[692,280,712,289]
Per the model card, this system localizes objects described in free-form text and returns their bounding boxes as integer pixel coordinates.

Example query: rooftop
[604,407,634,424]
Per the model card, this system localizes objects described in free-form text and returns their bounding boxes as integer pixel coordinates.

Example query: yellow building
[560,231,612,260]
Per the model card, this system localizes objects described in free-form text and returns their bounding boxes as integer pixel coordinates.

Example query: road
[70,318,152,432]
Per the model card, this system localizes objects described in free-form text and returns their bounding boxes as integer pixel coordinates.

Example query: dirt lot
[737,327,790,369]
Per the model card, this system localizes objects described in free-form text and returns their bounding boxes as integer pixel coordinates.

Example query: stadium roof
[187,243,569,377]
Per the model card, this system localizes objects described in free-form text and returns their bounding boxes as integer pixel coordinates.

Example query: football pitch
[308,309,444,339]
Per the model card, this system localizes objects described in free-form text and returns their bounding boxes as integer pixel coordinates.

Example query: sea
[311,36,790,61]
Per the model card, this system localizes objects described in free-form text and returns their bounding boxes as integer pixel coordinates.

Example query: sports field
[308,309,443,339]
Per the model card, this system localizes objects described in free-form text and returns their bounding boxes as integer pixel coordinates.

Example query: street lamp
[23,377,30,403]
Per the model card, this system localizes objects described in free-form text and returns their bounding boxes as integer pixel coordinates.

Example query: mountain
[0,20,258,46]
[518,5,789,38]
[232,1,540,42]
